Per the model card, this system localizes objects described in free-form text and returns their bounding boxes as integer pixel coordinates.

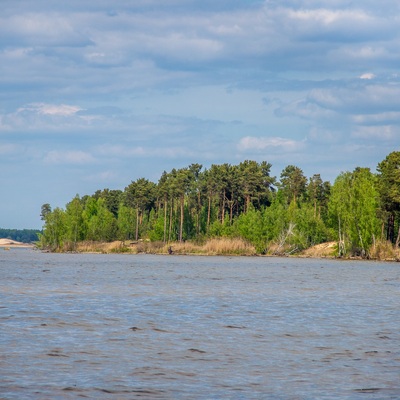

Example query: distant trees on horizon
[0,228,41,243]
[39,151,400,257]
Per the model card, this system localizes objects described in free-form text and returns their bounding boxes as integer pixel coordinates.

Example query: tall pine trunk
[221,189,226,224]
[135,208,139,241]
[179,195,184,242]
[168,200,173,242]
[163,198,167,243]
[245,194,250,213]
[207,196,211,231]
[395,225,400,248]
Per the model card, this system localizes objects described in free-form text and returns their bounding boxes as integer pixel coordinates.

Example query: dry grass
[74,238,256,256]
[299,241,337,258]
[203,238,256,255]
[75,241,131,253]
[300,239,400,260]
[369,240,400,261]
[67,238,400,260]
[167,238,256,256]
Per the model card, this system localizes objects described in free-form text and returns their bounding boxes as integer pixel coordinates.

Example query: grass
[61,238,400,260]
[369,239,400,261]
[299,241,338,258]
[167,238,256,256]
[73,238,256,256]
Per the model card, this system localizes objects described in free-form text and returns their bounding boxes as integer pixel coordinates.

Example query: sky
[1,0,399,229]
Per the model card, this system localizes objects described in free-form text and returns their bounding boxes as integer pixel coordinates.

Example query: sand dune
[0,238,33,247]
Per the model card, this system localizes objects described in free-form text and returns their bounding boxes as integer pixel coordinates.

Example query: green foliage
[84,198,116,241]
[40,203,52,221]
[291,202,329,248]
[148,214,166,241]
[232,207,270,253]
[377,151,400,212]
[307,174,331,220]
[0,228,41,243]
[94,189,122,218]
[328,168,380,256]
[40,207,66,250]
[229,191,329,254]
[238,160,275,212]
[117,204,136,240]
[64,196,84,248]
[377,151,400,244]
[38,151,399,257]
[279,165,307,204]
[208,215,233,238]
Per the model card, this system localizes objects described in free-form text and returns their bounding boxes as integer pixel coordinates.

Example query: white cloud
[238,136,304,152]
[344,45,388,60]
[276,98,337,120]
[274,78,400,147]
[18,103,83,116]
[44,150,95,164]
[299,83,400,115]
[352,125,399,140]
[287,8,372,25]
[359,72,376,79]
[352,111,400,124]
[0,13,91,47]
[0,103,102,133]
[1,0,400,229]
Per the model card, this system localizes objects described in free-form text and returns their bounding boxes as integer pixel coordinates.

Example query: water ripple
[1,250,399,399]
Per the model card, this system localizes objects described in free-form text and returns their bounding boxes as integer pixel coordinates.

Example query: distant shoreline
[0,238,34,248]
[35,239,400,262]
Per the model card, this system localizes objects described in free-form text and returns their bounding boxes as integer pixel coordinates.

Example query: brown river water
[1,249,399,399]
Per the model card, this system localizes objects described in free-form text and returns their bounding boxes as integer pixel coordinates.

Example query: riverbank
[0,238,34,248]
[74,238,258,256]
[50,238,400,261]
[61,238,337,258]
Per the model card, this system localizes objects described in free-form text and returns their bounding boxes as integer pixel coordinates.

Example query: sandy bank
[0,238,34,248]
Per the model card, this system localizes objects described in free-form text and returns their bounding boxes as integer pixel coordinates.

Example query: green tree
[377,151,400,245]
[328,168,380,256]
[157,171,171,242]
[291,202,329,249]
[171,165,202,242]
[233,207,269,253]
[117,204,136,240]
[279,165,307,205]
[94,189,122,218]
[64,195,84,249]
[84,198,116,241]
[40,203,52,221]
[124,178,156,240]
[238,160,274,212]
[202,164,221,230]
[41,207,66,250]
[224,164,241,224]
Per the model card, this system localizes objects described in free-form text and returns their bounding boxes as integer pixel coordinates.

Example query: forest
[0,228,41,243]
[39,151,400,258]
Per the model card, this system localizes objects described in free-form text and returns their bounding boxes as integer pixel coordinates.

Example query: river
[1,249,399,399]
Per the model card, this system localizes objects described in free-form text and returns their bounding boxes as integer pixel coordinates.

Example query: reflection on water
[1,249,399,399]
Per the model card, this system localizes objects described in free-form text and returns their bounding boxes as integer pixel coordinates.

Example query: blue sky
[1,0,399,229]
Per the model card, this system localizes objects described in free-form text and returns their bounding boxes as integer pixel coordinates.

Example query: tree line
[0,228,41,243]
[39,151,400,257]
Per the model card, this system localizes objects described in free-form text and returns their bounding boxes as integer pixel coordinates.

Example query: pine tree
[377,151,400,245]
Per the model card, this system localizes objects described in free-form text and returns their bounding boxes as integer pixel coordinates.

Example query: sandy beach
[0,238,34,248]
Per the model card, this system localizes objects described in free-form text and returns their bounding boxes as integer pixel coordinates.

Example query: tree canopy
[39,151,400,257]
